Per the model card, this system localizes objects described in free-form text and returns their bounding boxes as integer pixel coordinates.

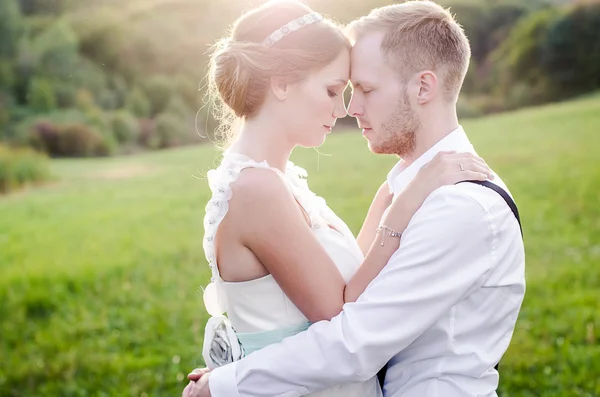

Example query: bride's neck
[228,117,293,172]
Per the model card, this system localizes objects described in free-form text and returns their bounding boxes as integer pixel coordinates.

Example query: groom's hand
[183,368,211,397]
[188,367,211,381]
[184,373,211,397]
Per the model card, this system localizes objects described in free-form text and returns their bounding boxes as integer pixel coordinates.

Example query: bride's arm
[356,181,393,255]
[231,153,492,322]
[344,152,493,302]
[229,168,348,322]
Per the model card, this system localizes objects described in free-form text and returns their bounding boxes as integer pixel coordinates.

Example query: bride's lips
[323,125,332,132]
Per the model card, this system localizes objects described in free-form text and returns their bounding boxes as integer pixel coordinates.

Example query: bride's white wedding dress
[201,152,381,397]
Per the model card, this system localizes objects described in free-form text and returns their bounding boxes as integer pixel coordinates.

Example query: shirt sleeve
[208,185,495,397]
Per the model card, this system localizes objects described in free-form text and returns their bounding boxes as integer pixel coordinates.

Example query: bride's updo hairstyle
[207,0,350,143]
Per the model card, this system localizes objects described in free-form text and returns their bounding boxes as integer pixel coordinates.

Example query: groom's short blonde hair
[346,0,471,102]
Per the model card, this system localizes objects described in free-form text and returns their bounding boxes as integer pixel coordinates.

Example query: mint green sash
[237,322,311,355]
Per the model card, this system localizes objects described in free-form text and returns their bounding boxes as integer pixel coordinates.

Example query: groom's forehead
[350,36,385,83]
[350,34,385,66]
[351,31,385,56]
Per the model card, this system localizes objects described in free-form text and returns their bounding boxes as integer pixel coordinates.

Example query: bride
[195,1,491,396]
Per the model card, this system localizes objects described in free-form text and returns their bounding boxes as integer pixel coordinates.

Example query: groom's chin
[366,141,385,154]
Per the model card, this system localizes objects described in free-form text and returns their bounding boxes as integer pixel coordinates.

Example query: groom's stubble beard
[371,86,419,158]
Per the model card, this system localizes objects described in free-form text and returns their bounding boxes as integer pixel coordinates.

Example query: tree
[17,0,70,16]
[0,0,24,59]
[541,2,600,98]
[491,7,562,101]
[32,20,79,81]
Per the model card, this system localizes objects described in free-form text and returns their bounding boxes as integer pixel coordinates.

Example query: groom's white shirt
[209,126,526,397]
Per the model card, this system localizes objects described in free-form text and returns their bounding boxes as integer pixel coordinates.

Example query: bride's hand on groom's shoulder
[408,151,493,203]
[183,368,211,397]
[385,151,494,226]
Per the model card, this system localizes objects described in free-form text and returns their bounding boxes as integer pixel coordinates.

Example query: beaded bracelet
[376,225,402,246]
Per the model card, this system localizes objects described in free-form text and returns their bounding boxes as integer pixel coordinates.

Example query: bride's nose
[333,99,348,119]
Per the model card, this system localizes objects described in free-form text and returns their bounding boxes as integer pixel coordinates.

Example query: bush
[0,59,16,90]
[27,77,57,112]
[58,124,110,157]
[68,57,109,100]
[154,112,189,149]
[0,92,14,133]
[29,121,61,154]
[29,121,111,157]
[138,113,195,150]
[54,84,77,108]
[137,118,157,149]
[175,73,201,109]
[142,75,173,116]
[85,106,110,134]
[110,110,138,144]
[0,144,50,194]
[108,75,128,109]
[75,88,95,112]
[97,88,119,110]
[13,109,88,145]
[468,95,508,115]
[126,87,151,118]
[456,96,484,119]
[165,95,193,119]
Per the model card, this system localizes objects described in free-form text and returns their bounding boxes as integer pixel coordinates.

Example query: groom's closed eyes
[350,81,374,94]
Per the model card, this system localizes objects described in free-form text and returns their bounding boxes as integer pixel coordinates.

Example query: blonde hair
[207,0,350,144]
[346,0,471,102]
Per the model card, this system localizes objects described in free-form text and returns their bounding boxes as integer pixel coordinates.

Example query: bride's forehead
[308,52,350,81]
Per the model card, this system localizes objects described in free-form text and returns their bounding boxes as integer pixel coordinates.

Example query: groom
[186,1,525,396]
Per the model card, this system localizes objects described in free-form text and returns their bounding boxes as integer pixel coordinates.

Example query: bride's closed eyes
[327,82,348,98]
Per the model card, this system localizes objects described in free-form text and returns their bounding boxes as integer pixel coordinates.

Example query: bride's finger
[462,156,490,172]
[462,162,493,178]
[451,159,493,180]
[458,170,489,182]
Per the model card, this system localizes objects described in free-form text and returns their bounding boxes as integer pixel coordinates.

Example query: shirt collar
[386,126,476,195]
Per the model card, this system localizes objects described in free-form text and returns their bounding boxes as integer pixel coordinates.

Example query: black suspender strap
[461,180,522,236]
[376,180,521,387]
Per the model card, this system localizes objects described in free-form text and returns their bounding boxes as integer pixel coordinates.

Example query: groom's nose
[347,94,363,118]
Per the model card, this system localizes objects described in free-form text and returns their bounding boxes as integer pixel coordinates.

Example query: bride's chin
[298,135,327,149]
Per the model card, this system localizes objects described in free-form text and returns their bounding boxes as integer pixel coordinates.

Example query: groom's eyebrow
[331,79,348,86]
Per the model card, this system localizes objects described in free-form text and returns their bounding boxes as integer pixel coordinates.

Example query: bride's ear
[270,77,288,101]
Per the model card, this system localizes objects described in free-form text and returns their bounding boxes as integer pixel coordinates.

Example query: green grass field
[1,94,599,396]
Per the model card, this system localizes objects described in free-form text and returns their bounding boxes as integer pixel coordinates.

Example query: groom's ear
[416,71,438,105]
[269,77,289,101]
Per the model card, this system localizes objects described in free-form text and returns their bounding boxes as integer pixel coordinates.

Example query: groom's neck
[402,107,459,165]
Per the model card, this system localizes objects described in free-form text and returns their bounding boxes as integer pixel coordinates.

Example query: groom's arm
[209,185,497,397]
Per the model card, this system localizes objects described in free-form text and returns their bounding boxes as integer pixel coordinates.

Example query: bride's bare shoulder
[226,167,296,219]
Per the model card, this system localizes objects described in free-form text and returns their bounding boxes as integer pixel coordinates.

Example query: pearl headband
[263,13,324,47]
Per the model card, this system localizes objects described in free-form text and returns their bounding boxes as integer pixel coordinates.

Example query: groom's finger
[188,372,202,381]
[188,368,210,381]
[183,381,194,397]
